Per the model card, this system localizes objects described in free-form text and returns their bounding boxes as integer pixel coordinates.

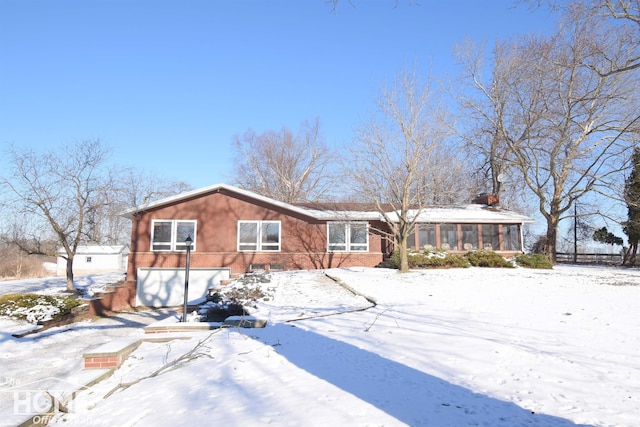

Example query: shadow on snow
[256,323,594,427]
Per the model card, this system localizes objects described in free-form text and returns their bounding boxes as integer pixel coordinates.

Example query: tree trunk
[398,242,409,273]
[623,242,638,266]
[544,216,559,264]
[65,256,75,293]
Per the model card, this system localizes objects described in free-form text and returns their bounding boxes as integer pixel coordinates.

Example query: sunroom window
[328,222,368,252]
[238,221,281,252]
[461,224,479,250]
[408,224,436,250]
[440,224,459,250]
[482,224,501,250]
[151,220,196,251]
[503,224,521,251]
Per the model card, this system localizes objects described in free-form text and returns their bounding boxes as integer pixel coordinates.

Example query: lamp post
[182,235,193,322]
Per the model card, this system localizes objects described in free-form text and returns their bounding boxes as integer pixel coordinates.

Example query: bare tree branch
[103,332,218,399]
[346,67,458,272]
[457,6,640,262]
[2,140,110,291]
[231,118,337,203]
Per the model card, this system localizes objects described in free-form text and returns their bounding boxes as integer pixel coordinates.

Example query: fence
[556,252,622,265]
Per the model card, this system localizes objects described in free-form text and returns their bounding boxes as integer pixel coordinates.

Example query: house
[56,245,129,276]
[117,183,533,309]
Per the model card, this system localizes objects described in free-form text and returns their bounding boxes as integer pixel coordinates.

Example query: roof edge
[119,183,322,220]
[119,183,534,224]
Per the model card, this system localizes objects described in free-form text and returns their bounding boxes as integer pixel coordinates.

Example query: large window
[420,225,436,249]
[406,223,522,252]
[408,224,436,250]
[151,220,196,251]
[440,224,459,250]
[238,221,281,252]
[481,224,501,250]
[461,224,479,250]
[328,222,368,252]
[503,224,521,251]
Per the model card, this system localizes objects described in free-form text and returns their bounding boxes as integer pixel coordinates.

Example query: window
[238,221,281,252]
[408,224,436,250]
[482,224,501,250]
[151,220,196,251]
[503,224,521,251]
[85,256,92,263]
[420,225,436,249]
[328,222,368,252]
[440,224,459,250]
[461,224,479,250]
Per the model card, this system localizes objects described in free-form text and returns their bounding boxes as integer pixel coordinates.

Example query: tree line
[2,0,640,287]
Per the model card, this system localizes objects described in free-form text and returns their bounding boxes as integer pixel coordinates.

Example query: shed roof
[57,245,129,256]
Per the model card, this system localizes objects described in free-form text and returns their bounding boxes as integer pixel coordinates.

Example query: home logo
[2,376,89,424]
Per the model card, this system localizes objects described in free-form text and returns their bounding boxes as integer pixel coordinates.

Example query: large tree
[346,69,456,272]
[623,146,640,265]
[2,140,111,292]
[458,3,640,262]
[3,140,108,291]
[1,142,192,287]
[231,118,336,203]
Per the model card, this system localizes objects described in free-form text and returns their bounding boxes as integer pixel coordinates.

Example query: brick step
[83,334,191,369]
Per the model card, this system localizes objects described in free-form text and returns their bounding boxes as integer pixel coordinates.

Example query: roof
[120,183,534,224]
[120,183,318,219]
[396,205,535,224]
[57,245,129,256]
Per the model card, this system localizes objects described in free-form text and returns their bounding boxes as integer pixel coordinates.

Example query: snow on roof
[57,245,129,256]
[301,208,384,221]
[389,205,535,224]
[120,183,534,224]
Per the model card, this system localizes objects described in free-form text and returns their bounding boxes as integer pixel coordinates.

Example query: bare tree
[346,69,455,272]
[231,118,336,203]
[454,39,520,199]
[418,142,476,204]
[85,167,191,245]
[459,5,640,262]
[2,140,111,292]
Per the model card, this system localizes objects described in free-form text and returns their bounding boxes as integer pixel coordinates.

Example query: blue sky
[0,0,554,190]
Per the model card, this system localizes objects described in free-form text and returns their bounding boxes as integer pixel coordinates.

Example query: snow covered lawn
[2,266,640,426]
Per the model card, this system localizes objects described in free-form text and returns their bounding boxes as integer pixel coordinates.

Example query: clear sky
[0,0,554,190]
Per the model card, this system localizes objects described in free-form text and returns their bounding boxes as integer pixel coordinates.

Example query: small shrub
[515,253,553,269]
[0,293,82,323]
[388,250,401,269]
[389,250,470,269]
[219,285,267,303]
[465,250,514,268]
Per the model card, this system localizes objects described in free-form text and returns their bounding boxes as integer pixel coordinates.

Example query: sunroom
[403,204,534,254]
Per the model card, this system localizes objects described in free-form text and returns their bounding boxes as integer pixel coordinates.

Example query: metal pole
[182,237,192,322]
[573,204,578,263]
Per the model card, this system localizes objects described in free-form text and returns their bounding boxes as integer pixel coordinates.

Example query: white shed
[57,245,129,276]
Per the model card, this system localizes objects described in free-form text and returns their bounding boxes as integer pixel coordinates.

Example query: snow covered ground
[1,265,640,426]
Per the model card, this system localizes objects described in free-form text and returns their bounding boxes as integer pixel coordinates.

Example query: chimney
[472,194,500,206]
